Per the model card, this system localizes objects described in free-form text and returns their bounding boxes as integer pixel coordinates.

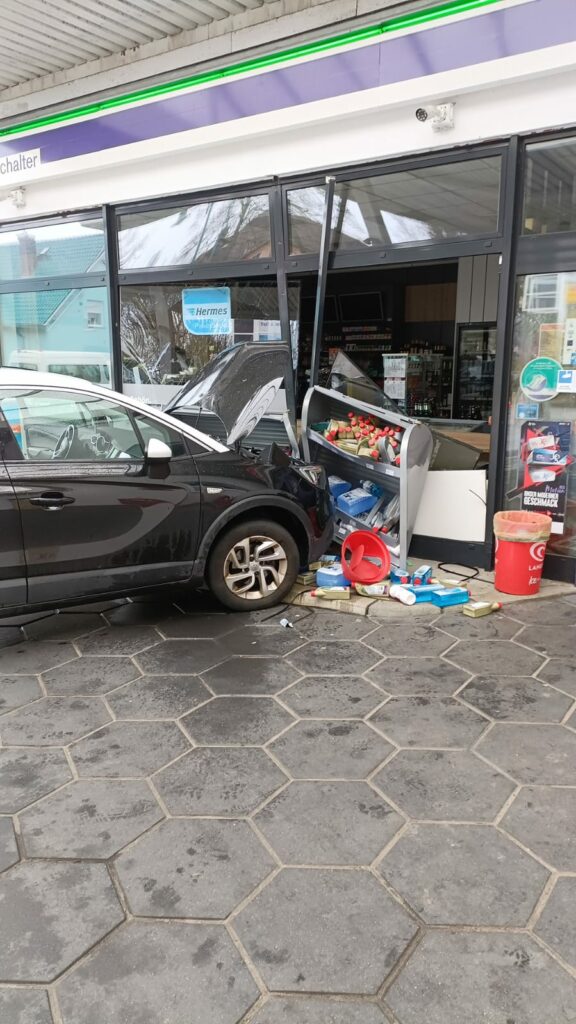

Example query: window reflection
[288,157,501,254]
[118,195,272,269]
[523,138,576,235]
[0,287,112,387]
[0,220,105,281]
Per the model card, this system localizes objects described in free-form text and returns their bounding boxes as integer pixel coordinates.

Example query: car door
[0,410,27,611]
[0,386,202,606]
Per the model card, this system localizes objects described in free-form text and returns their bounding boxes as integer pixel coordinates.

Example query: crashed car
[0,344,332,613]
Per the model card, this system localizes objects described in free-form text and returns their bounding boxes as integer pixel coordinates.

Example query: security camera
[414,103,455,131]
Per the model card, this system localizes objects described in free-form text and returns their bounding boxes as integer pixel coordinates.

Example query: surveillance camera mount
[415,103,455,131]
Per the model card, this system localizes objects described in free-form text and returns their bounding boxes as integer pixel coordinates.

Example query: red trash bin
[493,511,552,596]
[341,529,391,584]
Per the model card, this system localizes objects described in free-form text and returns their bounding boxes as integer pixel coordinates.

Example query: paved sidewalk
[0,591,576,1023]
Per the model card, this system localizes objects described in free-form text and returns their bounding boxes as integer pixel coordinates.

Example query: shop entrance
[290,254,501,564]
[293,258,499,429]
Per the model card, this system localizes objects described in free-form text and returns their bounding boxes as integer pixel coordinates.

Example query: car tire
[207,519,300,611]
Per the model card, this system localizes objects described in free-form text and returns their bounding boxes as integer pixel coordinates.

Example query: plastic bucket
[493,511,552,596]
[341,529,391,584]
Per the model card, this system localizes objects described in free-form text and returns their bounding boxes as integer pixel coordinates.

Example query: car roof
[0,368,228,453]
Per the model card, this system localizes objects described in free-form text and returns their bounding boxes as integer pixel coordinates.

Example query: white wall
[1,36,575,221]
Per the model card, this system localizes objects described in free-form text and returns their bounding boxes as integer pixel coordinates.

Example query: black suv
[0,344,332,614]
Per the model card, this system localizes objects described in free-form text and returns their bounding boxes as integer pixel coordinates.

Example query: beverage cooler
[453,324,497,421]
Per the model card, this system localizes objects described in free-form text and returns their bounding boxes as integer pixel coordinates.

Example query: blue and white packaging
[328,476,352,498]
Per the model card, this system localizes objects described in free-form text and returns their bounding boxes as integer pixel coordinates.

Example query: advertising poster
[562,318,576,366]
[182,287,231,336]
[513,421,573,534]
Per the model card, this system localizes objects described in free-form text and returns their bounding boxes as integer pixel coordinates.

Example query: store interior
[294,260,498,432]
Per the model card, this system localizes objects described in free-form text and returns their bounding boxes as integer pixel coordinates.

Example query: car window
[132,411,188,458]
[0,390,144,462]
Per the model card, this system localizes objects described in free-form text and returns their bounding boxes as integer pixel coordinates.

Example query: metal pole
[310,176,335,386]
[270,183,297,428]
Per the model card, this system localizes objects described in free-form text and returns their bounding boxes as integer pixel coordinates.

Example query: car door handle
[28,492,75,510]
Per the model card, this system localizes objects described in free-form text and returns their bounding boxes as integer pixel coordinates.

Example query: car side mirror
[145,437,172,462]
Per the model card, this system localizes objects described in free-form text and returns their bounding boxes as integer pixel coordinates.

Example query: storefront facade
[1,0,575,579]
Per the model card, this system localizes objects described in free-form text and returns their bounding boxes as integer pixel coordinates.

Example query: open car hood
[164,342,289,446]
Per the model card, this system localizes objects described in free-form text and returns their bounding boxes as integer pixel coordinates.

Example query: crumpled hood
[164,342,290,446]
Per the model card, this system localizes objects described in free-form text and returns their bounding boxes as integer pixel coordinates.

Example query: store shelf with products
[301,384,432,566]
[382,352,453,419]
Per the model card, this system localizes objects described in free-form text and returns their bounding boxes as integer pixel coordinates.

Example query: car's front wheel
[207,519,300,611]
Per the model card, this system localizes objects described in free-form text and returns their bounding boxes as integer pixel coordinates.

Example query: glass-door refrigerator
[453,324,497,421]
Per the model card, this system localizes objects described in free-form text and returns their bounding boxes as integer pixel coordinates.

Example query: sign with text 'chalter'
[182,287,231,336]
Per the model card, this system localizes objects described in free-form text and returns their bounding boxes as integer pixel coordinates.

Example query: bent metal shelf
[301,385,433,567]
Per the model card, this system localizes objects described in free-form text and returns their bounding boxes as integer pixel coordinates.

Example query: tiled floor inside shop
[1,589,576,1023]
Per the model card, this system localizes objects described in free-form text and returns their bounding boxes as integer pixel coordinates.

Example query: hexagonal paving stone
[156,614,237,638]
[0,641,76,674]
[369,697,487,748]
[282,676,386,719]
[379,823,548,925]
[460,674,573,722]
[251,998,387,1023]
[501,786,576,871]
[182,696,293,745]
[135,639,223,675]
[0,748,72,813]
[202,658,301,696]
[107,674,211,719]
[536,657,576,698]
[448,639,544,676]
[0,697,111,746]
[154,747,287,816]
[365,659,469,697]
[115,818,274,918]
[508,597,576,624]
[0,860,123,982]
[42,657,141,696]
[477,724,576,784]
[374,750,515,821]
[19,780,163,859]
[77,626,160,657]
[270,721,393,780]
[534,877,576,968]
[70,721,189,778]
[0,676,43,714]
[433,612,522,641]
[386,931,576,1024]
[293,612,377,641]
[234,868,417,994]
[220,626,308,657]
[287,641,380,675]
[367,623,455,658]
[0,817,19,872]
[56,920,258,1024]
[254,781,403,865]
[516,623,576,659]
[0,988,53,1024]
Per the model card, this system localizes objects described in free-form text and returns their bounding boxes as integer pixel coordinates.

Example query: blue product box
[329,475,352,498]
[411,565,433,586]
[390,567,411,585]
[430,587,470,608]
[403,583,445,603]
[336,488,378,517]
[316,564,348,588]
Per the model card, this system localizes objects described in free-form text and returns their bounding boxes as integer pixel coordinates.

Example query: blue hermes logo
[182,287,231,335]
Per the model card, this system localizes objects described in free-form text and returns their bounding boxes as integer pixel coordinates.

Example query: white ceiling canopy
[0,0,272,90]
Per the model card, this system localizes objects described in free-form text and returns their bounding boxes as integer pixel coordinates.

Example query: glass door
[503,272,576,575]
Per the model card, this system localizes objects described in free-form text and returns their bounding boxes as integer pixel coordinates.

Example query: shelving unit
[301,384,433,567]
